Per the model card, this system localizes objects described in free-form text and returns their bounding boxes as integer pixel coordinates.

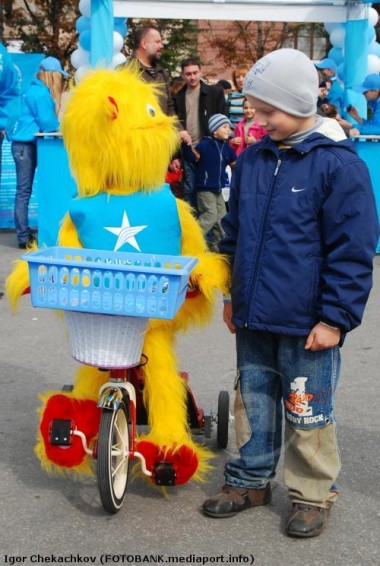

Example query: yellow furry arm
[177,199,230,299]
[6,241,38,312]
[58,213,83,248]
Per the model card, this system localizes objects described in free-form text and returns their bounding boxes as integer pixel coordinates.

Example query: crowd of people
[1,30,380,539]
[1,30,380,251]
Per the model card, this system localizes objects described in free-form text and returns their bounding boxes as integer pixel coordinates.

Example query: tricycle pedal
[50,419,73,446]
[153,462,176,486]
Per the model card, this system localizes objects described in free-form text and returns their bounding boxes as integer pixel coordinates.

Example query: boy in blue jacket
[202,49,379,537]
[182,114,236,251]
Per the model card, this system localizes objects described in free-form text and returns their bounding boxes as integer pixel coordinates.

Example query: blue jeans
[225,329,341,505]
[0,131,4,186]
[182,159,197,211]
[12,141,37,244]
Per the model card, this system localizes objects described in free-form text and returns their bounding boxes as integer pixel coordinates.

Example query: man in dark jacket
[128,25,174,117]
[173,58,227,208]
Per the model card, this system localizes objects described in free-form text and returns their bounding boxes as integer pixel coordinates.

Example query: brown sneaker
[202,484,271,518]
[286,503,330,538]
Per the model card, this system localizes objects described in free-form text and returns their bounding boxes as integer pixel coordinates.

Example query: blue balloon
[337,62,345,82]
[114,17,127,37]
[79,29,91,51]
[328,46,344,65]
[367,26,376,45]
[76,16,91,34]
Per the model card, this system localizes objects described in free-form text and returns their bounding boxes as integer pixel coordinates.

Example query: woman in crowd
[228,63,250,131]
[11,56,67,248]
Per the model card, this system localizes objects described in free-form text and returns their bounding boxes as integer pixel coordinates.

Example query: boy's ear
[106,96,119,121]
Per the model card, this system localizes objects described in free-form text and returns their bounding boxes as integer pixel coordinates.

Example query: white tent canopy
[113,0,368,23]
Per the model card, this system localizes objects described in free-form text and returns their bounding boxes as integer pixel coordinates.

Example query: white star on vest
[104,211,147,252]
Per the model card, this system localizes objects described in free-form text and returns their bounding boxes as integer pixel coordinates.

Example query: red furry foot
[136,440,198,485]
[39,394,100,468]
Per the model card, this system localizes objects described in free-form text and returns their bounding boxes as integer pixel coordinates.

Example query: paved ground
[0,229,379,566]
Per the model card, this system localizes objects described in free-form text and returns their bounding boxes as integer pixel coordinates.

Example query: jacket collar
[259,132,356,156]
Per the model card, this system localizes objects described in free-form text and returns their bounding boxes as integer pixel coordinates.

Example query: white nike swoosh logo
[291,187,305,193]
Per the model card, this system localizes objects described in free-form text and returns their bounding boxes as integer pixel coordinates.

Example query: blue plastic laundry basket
[23,247,198,320]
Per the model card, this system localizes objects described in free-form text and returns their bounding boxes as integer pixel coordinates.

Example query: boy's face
[246,95,313,142]
[213,123,231,140]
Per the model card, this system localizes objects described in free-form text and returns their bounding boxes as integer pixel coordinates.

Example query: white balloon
[70,47,90,70]
[78,0,91,17]
[367,54,380,74]
[111,52,127,69]
[113,31,124,54]
[75,64,91,84]
[368,7,379,28]
[329,26,346,48]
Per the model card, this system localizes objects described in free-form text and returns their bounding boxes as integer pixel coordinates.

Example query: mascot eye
[147,104,156,117]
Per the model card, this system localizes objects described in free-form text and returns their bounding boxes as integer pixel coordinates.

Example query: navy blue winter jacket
[220,134,379,335]
[182,137,236,193]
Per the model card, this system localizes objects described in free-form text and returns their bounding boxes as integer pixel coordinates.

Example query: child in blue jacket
[202,49,379,538]
[182,114,236,251]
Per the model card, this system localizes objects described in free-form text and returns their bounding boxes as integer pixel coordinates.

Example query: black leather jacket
[173,81,228,137]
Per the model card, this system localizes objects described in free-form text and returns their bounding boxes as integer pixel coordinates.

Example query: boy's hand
[305,322,341,351]
[180,130,192,144]
[223,302,236,334]
[246,135,256,145]
[230,136,242,146]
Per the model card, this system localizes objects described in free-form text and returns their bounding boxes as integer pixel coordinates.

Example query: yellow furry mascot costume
[6,66,228,484]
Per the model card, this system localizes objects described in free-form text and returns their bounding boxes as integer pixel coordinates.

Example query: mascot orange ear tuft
[106,96,119,121]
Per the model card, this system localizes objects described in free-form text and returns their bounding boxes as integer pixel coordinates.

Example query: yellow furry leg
[71,365,110,400]
[140,325,214,481]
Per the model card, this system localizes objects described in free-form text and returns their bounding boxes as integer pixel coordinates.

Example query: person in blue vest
[347,73,380,135]
[202,48,378,538]
[0,43,19,187]
[315,58,344,115]
[10,56,67,248]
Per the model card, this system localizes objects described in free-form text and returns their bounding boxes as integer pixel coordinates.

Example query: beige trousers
[284,422,341,508]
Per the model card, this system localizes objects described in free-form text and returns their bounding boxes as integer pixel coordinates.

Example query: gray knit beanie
[243,49,318,118]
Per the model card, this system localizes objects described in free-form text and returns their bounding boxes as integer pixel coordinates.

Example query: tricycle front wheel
[97,402,130,514]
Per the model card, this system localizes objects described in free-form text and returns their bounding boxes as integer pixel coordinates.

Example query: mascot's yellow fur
[6,66,228,484]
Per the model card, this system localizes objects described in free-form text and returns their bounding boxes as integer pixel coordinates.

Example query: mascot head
[61,65,179,196]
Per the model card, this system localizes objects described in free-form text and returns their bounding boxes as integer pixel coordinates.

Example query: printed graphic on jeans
[285,377,326,426]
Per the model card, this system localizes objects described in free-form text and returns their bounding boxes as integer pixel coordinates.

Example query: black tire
[97,402,130,514]
[203,412,212,439]
[217,391,229,449]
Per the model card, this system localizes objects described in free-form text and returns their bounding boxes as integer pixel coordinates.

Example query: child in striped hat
[181,113,236,250]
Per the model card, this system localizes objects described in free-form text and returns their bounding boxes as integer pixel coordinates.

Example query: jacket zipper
[245,157,282,327]
[213,139,224,191]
